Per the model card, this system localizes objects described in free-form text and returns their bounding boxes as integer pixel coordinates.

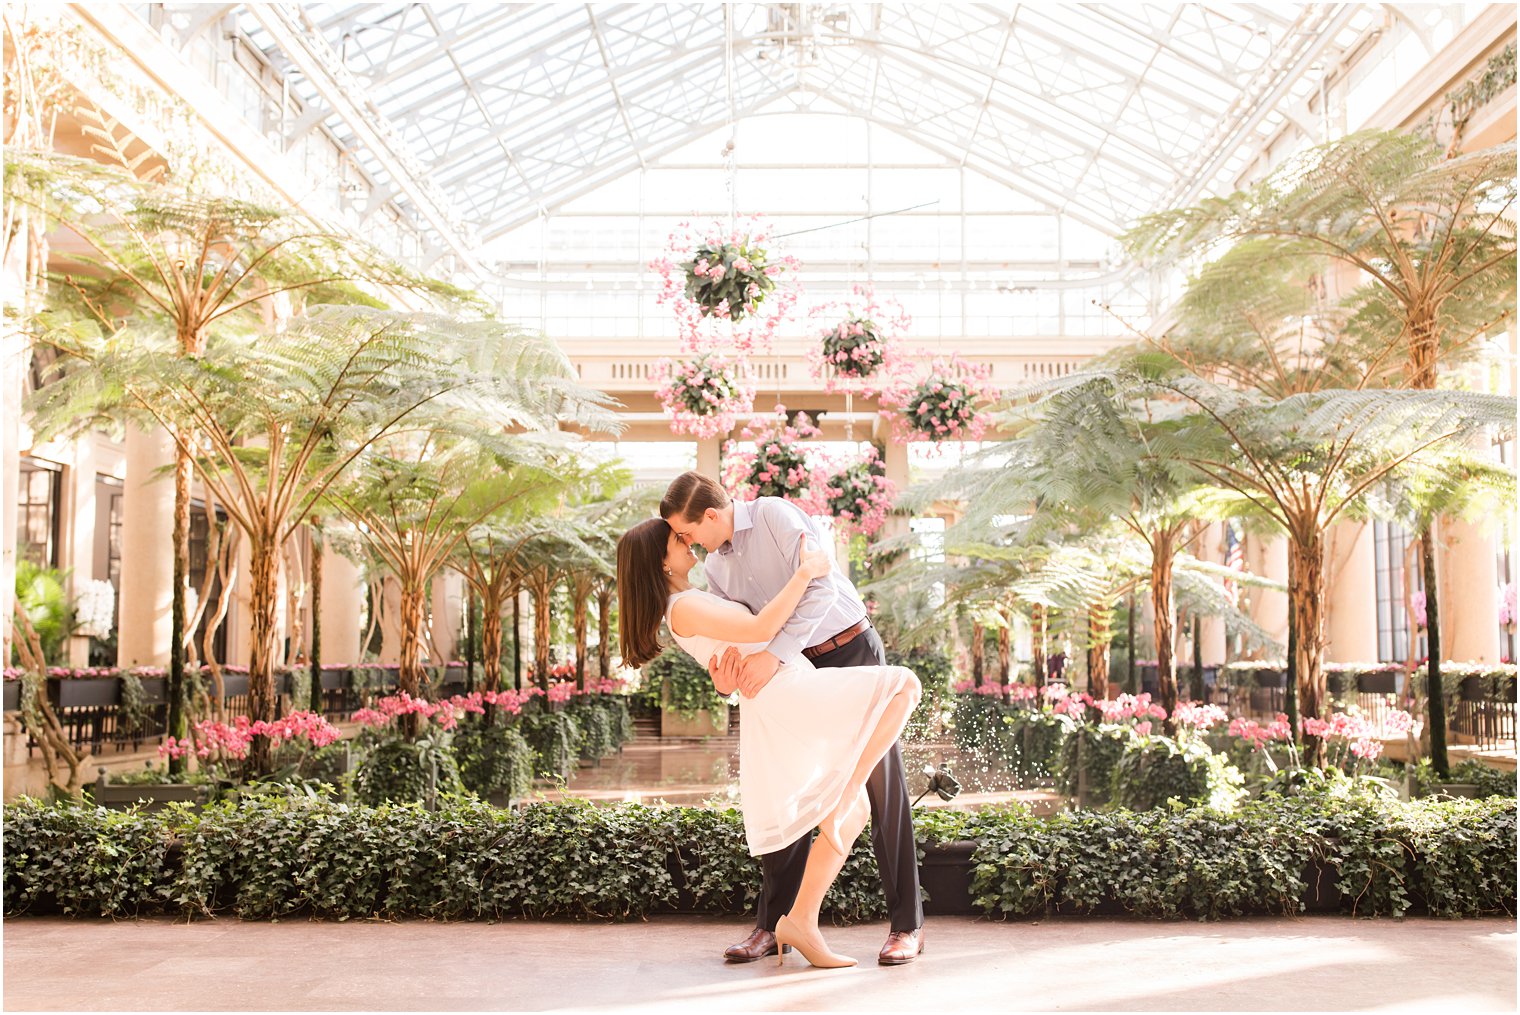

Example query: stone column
[430,571,463,663]
[378,575,402,665]
[1325,520,1378,663]
[318,533,364,666]
[1198,522,1227,665]
[226,534,254,667]
[1245,533,1289,654]
[116,425,175,667]
[881,438,910,541]
[696,437,722,479]
[1440,516,1501,663]
[63,437,98,666]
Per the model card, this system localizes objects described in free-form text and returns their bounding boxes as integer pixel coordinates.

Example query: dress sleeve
[753,499,840,662]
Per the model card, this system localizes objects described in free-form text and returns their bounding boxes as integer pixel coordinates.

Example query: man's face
[669,507,726,552]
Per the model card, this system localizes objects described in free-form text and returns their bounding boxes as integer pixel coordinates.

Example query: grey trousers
[752,626,925,933]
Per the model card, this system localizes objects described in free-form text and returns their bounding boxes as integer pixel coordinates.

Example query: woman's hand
[796,532,833,580]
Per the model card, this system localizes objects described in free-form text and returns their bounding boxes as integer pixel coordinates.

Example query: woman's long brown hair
[617,517,673,668]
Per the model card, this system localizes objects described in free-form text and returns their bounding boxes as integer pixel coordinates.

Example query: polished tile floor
[4,914,1513,1011]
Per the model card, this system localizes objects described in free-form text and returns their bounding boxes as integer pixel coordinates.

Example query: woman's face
[662,528,697,584]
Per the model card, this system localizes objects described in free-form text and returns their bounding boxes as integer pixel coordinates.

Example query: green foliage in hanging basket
[683,240,777,321]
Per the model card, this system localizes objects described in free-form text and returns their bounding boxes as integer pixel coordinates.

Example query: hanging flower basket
[682,238,776,323]
[654,354,755,439]
[808,287,912,392]
[722,410,829,514]
[879,354,996,444]
[650,219,800,355]
[823,447,897,538]
[821,315,887,378]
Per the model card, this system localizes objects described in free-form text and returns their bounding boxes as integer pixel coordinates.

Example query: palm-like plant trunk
[573,590,589,690]
[247,535,280,772]
[970,621,985,686]
[596,586,613,681]
[997,606,1011,681]
[1030,603,1047,684]
[481,586,506,694]
[1288,529,1327,766]
[1421,526,1449,777]
[308,521,322,713]
[1151,532,1179,722]
[168,445,191,775]
[1191,614,1205,702]
[1087,603,1111,699]
[531,569,553,689]
[398,581,428,737]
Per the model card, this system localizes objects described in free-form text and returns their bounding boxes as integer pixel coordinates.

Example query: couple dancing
[617,471,925,968]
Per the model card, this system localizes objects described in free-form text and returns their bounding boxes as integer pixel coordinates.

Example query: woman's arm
[670,534,830,645]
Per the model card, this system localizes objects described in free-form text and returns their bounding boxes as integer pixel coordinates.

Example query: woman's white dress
[666,588,916,856]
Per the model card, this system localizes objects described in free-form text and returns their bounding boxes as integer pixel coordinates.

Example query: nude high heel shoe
[775,914,857,969]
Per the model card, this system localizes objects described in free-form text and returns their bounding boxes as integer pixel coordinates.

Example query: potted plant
[645,648,729,738]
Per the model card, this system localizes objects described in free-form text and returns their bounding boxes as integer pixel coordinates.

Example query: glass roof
[230,2,1381,257]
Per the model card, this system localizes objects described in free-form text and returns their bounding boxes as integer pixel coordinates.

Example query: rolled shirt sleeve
[752,499,844,662]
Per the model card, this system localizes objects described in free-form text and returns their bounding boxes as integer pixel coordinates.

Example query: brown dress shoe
[878,928,924,965]
[724,927,792,963]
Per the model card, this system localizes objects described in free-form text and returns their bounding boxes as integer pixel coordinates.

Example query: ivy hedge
[4,794,1512,922]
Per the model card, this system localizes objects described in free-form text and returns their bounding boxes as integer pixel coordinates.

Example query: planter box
[220,673,251,697]
[1253,668,1287,688]
[320,668,351,691]
[133,676,167,704]
[3,681,19,712]
[660,704,728,738]
[919,840,978,916]
[1357,670,1399,695]
[47,675,120,709]
[93,774,210,812]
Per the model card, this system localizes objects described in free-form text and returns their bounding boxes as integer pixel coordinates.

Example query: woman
[617,517,920,969]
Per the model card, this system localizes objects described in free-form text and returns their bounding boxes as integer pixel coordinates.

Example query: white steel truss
[179,2,1384,272]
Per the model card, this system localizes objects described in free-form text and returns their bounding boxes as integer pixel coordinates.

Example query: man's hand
[736,650,782,699]
[708,646,743,696]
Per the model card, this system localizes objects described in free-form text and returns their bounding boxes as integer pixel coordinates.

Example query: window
[17,460,61,568]
[1374,520,1425,663]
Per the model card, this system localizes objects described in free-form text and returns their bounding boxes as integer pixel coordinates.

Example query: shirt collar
[717,500,755,555]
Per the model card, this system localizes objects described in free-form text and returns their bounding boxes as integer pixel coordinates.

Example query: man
[659,471,924,966]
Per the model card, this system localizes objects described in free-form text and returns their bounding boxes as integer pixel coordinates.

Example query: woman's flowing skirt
[737,658,916,856]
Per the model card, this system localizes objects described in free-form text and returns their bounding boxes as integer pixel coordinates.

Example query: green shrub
[642,648,725,719]
[1055,722,1134,806]
[453,721,534,803]
[571,699,616,761]
[3,795,1512,922]
[352,737,463,807]
[999,708,1067,783]
[1113,734,1245,812]
[519,712,583,779]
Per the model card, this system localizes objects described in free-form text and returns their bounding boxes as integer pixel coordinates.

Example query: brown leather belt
[803,618,871,660]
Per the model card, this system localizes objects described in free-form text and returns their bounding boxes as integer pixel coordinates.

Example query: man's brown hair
[660,470,730,523]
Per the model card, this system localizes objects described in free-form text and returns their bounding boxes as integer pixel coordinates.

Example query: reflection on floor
[536,728,1066,815]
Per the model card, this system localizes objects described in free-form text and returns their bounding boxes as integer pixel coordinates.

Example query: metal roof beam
[971,3,1219,117]
[380,7,643,123]
[863,43,1174,186]
[245,2,486,278]
[476,90,787,242]
[432,38,757,185]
